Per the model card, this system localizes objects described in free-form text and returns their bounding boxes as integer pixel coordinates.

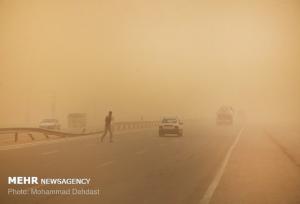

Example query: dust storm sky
[0,0,300,127]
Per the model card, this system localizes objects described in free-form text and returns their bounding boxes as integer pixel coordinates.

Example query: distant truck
[216,106,234,125]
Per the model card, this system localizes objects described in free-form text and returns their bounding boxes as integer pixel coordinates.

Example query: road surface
[1,121,300,204]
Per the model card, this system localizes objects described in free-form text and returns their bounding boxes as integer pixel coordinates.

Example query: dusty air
[0,1,300,204]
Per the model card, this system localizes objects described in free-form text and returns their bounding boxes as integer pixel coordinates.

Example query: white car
[159,117,183,136]
[39,119,61,130]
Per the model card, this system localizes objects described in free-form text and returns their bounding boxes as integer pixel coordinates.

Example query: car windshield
[162,118,177,123]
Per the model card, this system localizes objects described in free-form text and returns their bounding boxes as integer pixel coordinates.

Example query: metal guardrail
[0,121,159,143]
[114,121,159,131]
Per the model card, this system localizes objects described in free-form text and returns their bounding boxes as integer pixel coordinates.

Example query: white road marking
[0,136,97,151]
[199,127,245,204]
[97,161,114,168]
[41,150,59,155]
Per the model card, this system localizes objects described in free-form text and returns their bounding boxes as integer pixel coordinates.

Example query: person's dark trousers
[101,126,113,142]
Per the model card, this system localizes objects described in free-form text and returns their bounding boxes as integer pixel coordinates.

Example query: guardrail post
[14,132,18,142]
[44,133,49,139]
[28,133,35,141]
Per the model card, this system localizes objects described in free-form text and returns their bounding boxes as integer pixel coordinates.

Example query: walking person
[100,111,113,143]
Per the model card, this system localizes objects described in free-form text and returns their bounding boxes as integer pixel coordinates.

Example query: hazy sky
[1,0,300,126]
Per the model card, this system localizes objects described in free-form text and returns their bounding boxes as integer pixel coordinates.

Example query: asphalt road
[1,121,300,204]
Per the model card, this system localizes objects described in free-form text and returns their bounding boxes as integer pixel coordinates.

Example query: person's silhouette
[100,111,113,142]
